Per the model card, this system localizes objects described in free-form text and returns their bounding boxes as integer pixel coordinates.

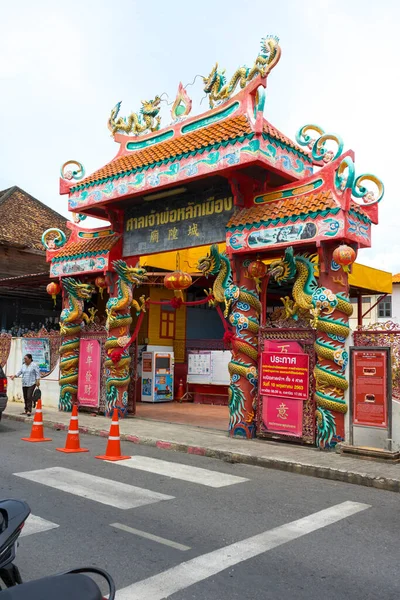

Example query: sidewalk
[4,401,399,493]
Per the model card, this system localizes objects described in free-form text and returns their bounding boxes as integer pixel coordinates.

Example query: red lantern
[164,271,192,300]
[332,244,357,273]
[47,282,61,306]
[248,260,267,279]
[95,275,107,299]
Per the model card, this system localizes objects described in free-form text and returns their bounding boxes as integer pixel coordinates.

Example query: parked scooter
[0,499,115,599]
[0,499,30,589]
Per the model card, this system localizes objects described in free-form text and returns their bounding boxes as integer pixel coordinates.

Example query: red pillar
[315,244,352,446]
[227,256,261,438]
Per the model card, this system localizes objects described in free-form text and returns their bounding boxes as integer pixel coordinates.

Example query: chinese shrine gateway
[42,36,385,448]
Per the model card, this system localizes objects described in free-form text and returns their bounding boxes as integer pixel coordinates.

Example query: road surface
[1,419,399,599]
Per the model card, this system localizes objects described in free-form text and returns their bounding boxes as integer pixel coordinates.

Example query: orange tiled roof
[393,273,400,283]
[52,234,119,260]
[74,116,253,189]
[72,115,310,191]
[263,121,306,153]
[228,190,339,228]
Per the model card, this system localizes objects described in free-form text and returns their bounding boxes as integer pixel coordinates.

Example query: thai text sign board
[351,348,389,428]
[263,395,303,437]
[260,351,309,399]
[123,188,234,256]
[78,339,101,408]
[21,338,50,375]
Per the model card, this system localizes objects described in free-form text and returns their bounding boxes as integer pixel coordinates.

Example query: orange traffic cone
[21,399,52,443]
[56,405,88,453]
[95,408,130,461]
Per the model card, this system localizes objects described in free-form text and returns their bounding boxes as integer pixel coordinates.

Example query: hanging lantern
[47,282,61,306]
[164,271,192,300]
[95,275,107,299]
[332,244,357,273]
[248,260,267,279]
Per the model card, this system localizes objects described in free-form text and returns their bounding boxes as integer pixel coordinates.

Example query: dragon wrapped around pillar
[198,245,261,437]
[105,260,147,416]
[59,278,94,411]
[269,247,352,448]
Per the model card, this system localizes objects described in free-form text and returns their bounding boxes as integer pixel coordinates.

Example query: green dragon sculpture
[203,36,281,109]
[108,97,161,136]
[269,247,353,448]
[105,260,147,416]
[198,245,261,437]
[59,278,94,412]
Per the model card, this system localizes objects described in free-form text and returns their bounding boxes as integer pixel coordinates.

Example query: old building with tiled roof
[0,186,68,277]
[0,187,68,331]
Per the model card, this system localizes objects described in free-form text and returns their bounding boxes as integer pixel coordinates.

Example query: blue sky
[0,0,398,270]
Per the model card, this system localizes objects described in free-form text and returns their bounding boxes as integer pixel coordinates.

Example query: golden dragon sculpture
[105,260,147,416]
[203,36,281,108]
[59,278,94,412]
[198,246,261,437]
[108,97,162,136]
[269,247,353,448]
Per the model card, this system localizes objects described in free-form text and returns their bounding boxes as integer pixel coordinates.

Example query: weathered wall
[5,337,60,408]
[0,247,48,278]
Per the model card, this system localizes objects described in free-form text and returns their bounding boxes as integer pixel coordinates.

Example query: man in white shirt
[10,354,41,417]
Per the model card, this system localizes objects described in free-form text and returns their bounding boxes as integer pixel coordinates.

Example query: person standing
[10,354,41,417]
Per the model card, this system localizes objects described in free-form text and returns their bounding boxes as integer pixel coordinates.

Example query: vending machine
[141,349,174,403]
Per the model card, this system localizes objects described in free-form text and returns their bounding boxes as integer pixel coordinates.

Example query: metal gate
[257,327,316,444]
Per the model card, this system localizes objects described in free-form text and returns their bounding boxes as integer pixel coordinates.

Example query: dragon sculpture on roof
[203,36,281,108]
[108,97,162,137]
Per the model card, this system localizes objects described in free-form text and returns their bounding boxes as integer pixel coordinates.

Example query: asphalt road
[1,419,399,599]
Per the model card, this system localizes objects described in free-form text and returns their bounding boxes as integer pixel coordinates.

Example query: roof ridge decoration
[296,124,384,206]
[106,35,280,140]
[108,97,162,138]
[203,36,281,109]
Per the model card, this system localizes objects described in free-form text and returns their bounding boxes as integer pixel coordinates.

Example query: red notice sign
[260,352,309,399]
[263,395,303,437]
[352,349,388,428]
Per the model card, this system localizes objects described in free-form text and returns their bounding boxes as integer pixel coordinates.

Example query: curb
[4,412,399,493]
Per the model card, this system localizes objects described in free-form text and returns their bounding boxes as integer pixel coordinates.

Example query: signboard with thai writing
[263,395,303,437]
[123,188,234,256]
[351,348,389,428]
[21,338,50,375]
[78,339,101,408]
[260,351,309,399]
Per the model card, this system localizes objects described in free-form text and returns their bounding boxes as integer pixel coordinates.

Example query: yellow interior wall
[148,287,187,362]
[140,244,226,273]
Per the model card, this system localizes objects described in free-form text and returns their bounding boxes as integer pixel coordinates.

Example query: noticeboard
[187,350,231,385]
[21,338,50,375]
[260,351,309,400]
[350,347,390,429]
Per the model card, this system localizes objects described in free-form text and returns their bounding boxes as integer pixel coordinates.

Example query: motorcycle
[0,499,115,599]
[0,499,30,589]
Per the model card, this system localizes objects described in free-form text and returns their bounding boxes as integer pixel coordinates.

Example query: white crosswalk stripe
[117,501,370,599]
[107,456,249,487]
[14,467,174,509]
[20,515,59,538]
